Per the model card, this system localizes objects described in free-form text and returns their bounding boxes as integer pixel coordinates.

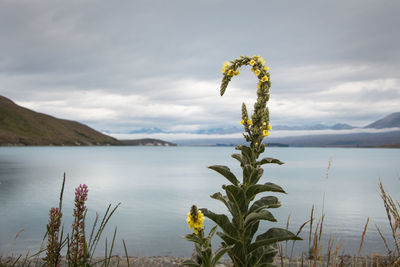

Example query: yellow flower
[253,55,260,59]
[223,61,230,67]
[263,130,270,136]
[268,124,272,130]
[240,119,244,125]
[234,70,240,76]
[187,208,204,235]
[227,69,234,76]
[263,122,267,126]
[247,119,253,125]
[263,66,270,72]
[254,69,261,76]
[261,75,269,82]
[249,59,256,66]
[221,66,226,73]
[259,57,266,65]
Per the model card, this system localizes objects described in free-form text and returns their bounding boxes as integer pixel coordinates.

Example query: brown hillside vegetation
[0,95,120,146]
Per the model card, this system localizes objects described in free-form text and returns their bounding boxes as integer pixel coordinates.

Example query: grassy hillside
[0,95,120,146]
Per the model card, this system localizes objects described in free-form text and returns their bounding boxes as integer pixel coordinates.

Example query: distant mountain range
[175,113,400,147]
[175,130,400,148]
[129,113,400,135]
[272,123,355,131]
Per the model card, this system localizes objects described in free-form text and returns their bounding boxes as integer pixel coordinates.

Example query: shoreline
[0,254,391,267]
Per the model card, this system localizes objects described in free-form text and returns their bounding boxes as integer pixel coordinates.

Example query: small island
[119,138,177,146]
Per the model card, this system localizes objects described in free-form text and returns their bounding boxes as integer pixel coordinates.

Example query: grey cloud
[0,0,399,133]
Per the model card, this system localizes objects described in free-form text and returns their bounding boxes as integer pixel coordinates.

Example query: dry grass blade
[89,202,121,262]
[326,156,332,180]
[286,213,291,230]
[122,239,130,267]
[311,219,321,267]
[309,205,314,249]
[379,180,400,257]
[14,228,25,241]
[285,214,291,256]
[278,244,284,267]
[375,223,392,256]
[326,233,334,267]
[356,217,370,265]
[10,255,22,267]
[290,219,311,258]
[107,227,118,267]
[59,173,66,212]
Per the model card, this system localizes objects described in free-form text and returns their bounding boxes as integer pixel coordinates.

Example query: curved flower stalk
[201,55,301,266]
[183,205,233,267]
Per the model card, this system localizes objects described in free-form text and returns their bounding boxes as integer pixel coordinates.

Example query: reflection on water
[0,146,399,256]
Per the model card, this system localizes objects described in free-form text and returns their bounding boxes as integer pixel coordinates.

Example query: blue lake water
[0,146,399,257]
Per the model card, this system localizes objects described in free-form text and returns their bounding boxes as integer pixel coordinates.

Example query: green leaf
[243,164,253,184]
[210,192,235,216]
[217,232,237,246]
[231,153,245,166]
[211,245,234,266]
[223,185,247,219]
[249,196,281,214]
[257,157,284,166]
[194,243,203,262]
[200,246,212,266]
[244,210,277,229]
[206,225,218,241]
[235,145,253,163]
[243,164,264,186]
[181,259,200,267]
[249,228,301,253]
[200,208,238,240]
[184,233,202,244]
[245,221,260,246]
[208,165,239,186]
[248,244,278,267]
[249,167,264,185]
[246,183,286,201]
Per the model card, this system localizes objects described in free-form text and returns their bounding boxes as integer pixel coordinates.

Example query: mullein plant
[183,205,233,267]
[199,55,301,266]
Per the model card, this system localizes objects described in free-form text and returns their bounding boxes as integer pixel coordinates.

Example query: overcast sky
[1,0,399,139]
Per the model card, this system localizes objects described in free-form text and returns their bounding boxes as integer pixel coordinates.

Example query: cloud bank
[1,0,399,136]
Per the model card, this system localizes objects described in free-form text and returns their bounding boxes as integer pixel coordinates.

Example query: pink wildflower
[70,184,89,265]
[45,207,62,267]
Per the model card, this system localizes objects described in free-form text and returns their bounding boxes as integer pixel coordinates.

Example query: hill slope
[0,95,120,146]
[365,112,400,129]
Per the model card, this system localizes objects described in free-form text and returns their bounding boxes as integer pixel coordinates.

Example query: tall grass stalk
[376,179,400,266]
